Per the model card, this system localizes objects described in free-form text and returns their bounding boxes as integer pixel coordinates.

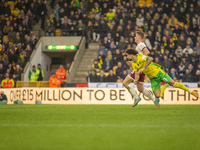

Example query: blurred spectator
[0,56,8,71]
[162,55,171,73]
[113,49,123,66]
[8,51,18,64]
[29,65,38,81]
[45,22,55,36]
[190,49,199,63]
[188,63,196,75]
[0,63,4,81]
[3,21,11,35]
[105,69,117,82]
[98,44,107,56]
[168,68,178,80]
[175,45,183,56]
[77,19,86,35]
[102,57,113,72]
[92,59,101,72]
[87,21,93,41]
[118,36,127,50]
[49,73,60,87]
[193,42,200,55]
[177,34,187,49]
[98,50,106,65]
[39,0,48,30]
[3,3,11,16]
[55,65,66,86]
[1,72,14,88]
[116,61,123,79]
[93,21,100,42]
[86,69,97,82]
[168,14,178,28]
[121,55,129,70]
[119,69,127,82]
[183,44,193,54]
[155,49,163,61]
[182,68,194,82]
[106,8,115,22]
[186,37,194,48]
[14,64,22,81]
[136,14,144,28]
[97,69,106,82]
[171,56,178,69]
[177,62,186,80]
[36,63,44,81]
[194,70,200,82]
[0,91,7,101]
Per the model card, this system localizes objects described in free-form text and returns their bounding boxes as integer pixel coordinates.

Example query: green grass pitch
[0,105,200,150]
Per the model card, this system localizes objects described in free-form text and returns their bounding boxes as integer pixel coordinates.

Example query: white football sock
[127,84,139,99]
[142,88,155,102]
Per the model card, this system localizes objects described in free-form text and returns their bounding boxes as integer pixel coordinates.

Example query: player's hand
[134,80,138,85]
[126,61,132,66]
[138,68,145,74]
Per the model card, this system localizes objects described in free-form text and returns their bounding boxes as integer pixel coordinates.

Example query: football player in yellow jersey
[125,48,199,109]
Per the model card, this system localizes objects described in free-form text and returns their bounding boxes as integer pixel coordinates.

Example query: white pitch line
[0,124,199,128]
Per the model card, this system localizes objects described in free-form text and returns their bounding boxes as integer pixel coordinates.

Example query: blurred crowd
[1,0,200,86]
[81,0,200,83]
[0,0,50,87]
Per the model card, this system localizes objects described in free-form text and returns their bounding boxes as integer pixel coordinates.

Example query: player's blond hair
[136,30,145,39]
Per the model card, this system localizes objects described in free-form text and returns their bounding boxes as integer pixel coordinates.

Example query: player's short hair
[125,48,138,55]
[136,30,145,39]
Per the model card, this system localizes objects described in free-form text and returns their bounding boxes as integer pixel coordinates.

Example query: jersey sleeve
[140,54,148,63]
[138,43,146,51]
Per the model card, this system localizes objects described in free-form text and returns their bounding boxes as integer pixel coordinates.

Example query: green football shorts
[150,70,171,92]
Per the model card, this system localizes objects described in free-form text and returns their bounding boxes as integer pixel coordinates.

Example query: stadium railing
[16,81,49,88]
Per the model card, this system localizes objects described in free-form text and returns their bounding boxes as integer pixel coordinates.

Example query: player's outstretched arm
[143,47,150,56]
[138,56,153,74]
[134,71,140,85]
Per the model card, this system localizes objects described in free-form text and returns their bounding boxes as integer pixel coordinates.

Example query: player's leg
[150,77,160,109]
[159,69,199,98]
[123,71,141,107]
[123,75,139,99]
[168,79,199,97]
[137,82,155,102]
[160,84,169,97]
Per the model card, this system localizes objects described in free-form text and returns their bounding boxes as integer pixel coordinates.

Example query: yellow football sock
[173,82,189,92]
[160,84,168,97]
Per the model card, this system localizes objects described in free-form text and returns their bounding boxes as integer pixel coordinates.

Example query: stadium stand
[0,0,52,87]
[1,0,200,85]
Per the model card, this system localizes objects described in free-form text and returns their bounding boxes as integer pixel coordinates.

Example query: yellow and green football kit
[132,54,171,92]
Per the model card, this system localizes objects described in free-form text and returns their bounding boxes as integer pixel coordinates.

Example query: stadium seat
[138,28,143,32]
[180,22,185,29]
[112,66,118,75]
[39,81,51,87]
[3,35,8,41]
[107,22,112,27]
[104,72,109,77]
[7,1,15,11]
[55,29,61,36]
[116,79,121,83]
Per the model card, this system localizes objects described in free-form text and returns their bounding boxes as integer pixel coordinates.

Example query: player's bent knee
[154,93,160,98]
[137,87,143,93]
[137,84,144,93]
[123,81,128,88]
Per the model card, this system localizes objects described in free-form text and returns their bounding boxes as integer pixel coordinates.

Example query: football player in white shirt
[123,31,158,108]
